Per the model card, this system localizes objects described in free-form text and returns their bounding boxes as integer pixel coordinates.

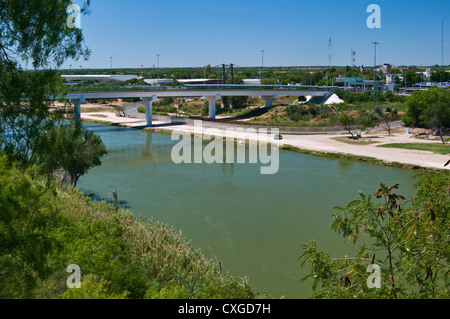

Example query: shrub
[300,171,450,299]
[63,274,129,299]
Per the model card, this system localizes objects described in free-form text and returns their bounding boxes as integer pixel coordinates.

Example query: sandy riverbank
[81,110,450,171]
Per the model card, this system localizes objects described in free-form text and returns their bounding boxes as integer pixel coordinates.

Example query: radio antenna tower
[442,20,444,67]
[327,37,331,86]
[328,37,332,71]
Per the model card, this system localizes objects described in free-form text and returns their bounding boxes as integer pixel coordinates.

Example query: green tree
[204,64,212,78]
[299,171,449,299]
[389,68,402,74]
[311,71,325,85]
[230,96,249,108]
[0,0,91,165]
[356,111,377,133]
[261,78,276,85]
[401,70,423,87]
[374,91,385,102]
[374,106,391,136]
[430,70,450,83]
[338,113,356,137]
[384,90,395,102]
[38,124,108,186]
[402,87,450,143]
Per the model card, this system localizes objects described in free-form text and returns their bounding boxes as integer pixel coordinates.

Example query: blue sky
[62,0,449,69]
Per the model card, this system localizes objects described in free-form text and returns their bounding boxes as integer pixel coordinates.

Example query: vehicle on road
[273,134,283,140]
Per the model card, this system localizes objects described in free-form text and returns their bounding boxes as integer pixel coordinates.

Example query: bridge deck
[63,84,336,94]
[61,84,335,100]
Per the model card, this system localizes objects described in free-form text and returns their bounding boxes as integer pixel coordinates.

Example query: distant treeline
[56,64,450,88]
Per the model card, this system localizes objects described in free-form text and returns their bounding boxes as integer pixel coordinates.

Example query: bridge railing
[61,84,336,94]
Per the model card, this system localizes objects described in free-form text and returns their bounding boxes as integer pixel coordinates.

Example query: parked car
[273,134,283,140]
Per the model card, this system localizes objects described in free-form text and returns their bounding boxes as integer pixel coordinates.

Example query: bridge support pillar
[204,95,221,119]
[261,94,278,108]
[141,95,158,126]
[70,97,85,123]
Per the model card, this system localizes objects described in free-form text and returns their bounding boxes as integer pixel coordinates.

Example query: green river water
[78,122,419,298]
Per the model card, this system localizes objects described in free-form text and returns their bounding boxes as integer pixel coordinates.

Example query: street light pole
[152,65,155,85]
[372,41,379,103]
[442,20,444,84]
[79,65,83,95]
[260,49,265,82]
[157,54,160,85]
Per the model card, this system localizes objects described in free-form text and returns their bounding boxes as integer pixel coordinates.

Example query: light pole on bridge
[260,49,265,82]
[372,41,379,103]
[79,65,83,96]
[157,54,160,85]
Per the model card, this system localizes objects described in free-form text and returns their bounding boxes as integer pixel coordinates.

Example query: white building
[144,78,173,85]
[386,73,402,84]
[62,74,139,83]
[243,79,261,85]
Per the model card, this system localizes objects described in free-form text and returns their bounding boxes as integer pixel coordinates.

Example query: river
[78,122,419,298]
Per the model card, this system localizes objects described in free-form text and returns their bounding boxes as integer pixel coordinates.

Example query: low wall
[153,115,348,134]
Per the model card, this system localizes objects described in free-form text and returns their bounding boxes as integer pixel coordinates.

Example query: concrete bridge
[63,84,335,126]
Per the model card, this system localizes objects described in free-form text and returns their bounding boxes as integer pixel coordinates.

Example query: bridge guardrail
[60,84,336,94]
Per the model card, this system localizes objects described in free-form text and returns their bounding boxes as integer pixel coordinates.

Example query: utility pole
[230,63,234,84]
[110,56,113,72]
[222,64,226,84]
[442,20,444,83]
[372,41,379,102]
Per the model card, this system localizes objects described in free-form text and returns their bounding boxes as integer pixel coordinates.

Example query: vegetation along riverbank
[0,155,261,299]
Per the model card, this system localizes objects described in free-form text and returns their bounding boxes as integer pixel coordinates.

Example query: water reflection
[222,162,235,174]
[104,130,174,164]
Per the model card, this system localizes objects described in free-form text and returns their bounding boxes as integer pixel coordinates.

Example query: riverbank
[0,154,261,299]
[81,110,449,171]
